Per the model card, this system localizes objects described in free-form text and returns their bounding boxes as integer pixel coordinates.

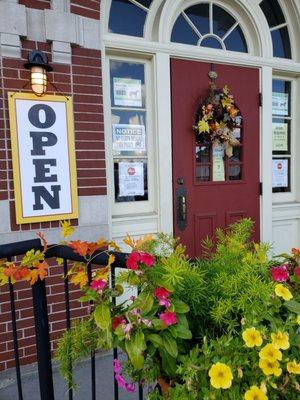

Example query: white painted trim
[260,66,273,243]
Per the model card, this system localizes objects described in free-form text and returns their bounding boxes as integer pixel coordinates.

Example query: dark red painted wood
[171,59,260,257]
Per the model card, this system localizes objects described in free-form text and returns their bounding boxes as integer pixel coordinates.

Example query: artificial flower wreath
[193,83,242,156]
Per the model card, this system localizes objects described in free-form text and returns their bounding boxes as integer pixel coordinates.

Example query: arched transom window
[171,2,248,53]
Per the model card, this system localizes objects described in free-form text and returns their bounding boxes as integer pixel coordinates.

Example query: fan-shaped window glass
[108,0,153,37]
[259,0,292,59]
[171,3,248,53]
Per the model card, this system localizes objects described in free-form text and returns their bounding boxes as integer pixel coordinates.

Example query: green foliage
[55,318,98,388]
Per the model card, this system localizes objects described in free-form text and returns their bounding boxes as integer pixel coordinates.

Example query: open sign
[8,93,78,224]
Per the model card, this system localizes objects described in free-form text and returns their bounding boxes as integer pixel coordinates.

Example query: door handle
[176,185,187,231]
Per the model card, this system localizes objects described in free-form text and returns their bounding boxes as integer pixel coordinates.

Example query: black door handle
[176,184,187,231]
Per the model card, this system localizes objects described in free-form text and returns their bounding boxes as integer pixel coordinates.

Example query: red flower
[294,267,300,277]
[139,252,155,267]
[153,287,170,300]
[112,316,126,330]
[126,252,140,270]
[90,279,107,291]
[270,265,289,282]
[159,311,177,326]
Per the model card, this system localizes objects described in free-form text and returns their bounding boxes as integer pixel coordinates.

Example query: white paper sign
[113,78,142,107]
[272,92,289,116]
[272,159,288,188]
[9,93,78,223]
[112,124,146,152]
[272,122,288,151]
[119,162,144,197]
[212,142,225,182]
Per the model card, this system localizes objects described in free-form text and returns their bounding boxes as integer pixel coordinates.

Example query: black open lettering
[28,104,56,129]
[30,132,58,156]
[32,185,61,210]
[33,159,57,183]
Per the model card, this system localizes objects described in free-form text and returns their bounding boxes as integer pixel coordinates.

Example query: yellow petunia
[208,362,233,389]
[259,358,282,377]
[287,360,300,374]
[297,315,300,325]
[259,344,282,362]
[271,331,290,350]
[244,386,268,400]
[242,327,263,348]
[60,220,75,238]
[274,284,293,301]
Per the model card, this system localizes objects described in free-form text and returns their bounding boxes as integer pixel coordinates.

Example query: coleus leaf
[94,303,111,330]
[125,330,146,370]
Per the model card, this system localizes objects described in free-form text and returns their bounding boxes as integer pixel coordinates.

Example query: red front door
[171,59,260,257]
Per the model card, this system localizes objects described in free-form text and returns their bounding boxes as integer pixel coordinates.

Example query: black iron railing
[0,239,144,400]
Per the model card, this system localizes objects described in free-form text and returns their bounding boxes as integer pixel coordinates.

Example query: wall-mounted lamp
[24,50,52,96]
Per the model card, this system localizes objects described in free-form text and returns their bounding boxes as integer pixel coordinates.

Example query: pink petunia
[115,374,126,389]
[126,252,140,270]
[159,310,177,326]
[139,252,155,267]
[113,359,121,374]
[270,265,289,282]
[294,267,300,277]
[125,382,136,392]
[159,298,171,308]
[90,279,107,291]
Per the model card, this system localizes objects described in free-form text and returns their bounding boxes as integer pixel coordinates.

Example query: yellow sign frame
[8,92,78,224]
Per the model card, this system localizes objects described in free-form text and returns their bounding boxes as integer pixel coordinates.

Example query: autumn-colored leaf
[69,241,89,257]
[107,254,115,267]
[37,231,48,251]
[56,258,64,266]
[109,241,121,252]
[70,269,88,288]
[123,233,136,249]
[21,249,44,268]
[87,242,100,256]
[135,234,153,250]
[60,220,75,238]
[4,264,30,284]
[0,267,8,285]
[94,266,110,281]
[97,237,108,249]
[198,118,210,133]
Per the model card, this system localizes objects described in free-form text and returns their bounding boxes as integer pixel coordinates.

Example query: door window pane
[201,37,223,49]
[272,79,292,193]
[213,5,235,37]
[171,14,199,45]
[224,26,248,53]
[185,4,210,36]
[171,2,248,53]
[110,60,149,203]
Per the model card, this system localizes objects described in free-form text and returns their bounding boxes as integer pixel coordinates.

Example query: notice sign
[272,159,288,188]
[272,92,289,116]
[113,78,142,107]
[119,162,144,197]
[8,93,78,224]
[112,124,146,152]
[272,122,288,151]
[212,142,225,182]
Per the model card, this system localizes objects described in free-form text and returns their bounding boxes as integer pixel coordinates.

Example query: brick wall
[0,1,105,371]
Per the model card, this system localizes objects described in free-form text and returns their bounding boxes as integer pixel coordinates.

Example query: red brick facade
[0,0,104,371]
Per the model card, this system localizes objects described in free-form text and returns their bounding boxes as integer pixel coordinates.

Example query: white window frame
[104,52,157,217]
[272,75,296,203]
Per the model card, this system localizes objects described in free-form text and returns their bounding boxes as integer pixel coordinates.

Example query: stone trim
[0,2,101,60]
